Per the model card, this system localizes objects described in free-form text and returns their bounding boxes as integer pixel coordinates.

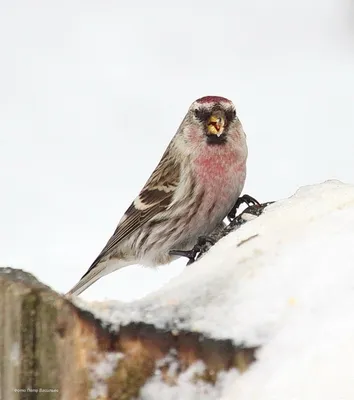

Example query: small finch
[67,96,248,296]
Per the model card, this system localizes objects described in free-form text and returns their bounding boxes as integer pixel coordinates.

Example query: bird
[67,95,248,296]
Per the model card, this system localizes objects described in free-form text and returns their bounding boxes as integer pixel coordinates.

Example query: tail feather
[66,259,132,296]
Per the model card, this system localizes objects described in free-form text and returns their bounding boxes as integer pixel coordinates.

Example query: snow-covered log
[2,180,354,400]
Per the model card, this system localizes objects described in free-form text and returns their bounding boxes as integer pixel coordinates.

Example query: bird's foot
[169,248,198,265]
[169,235,216,266]
[243,201,274,217]
[227,194,261,221]
[170,202,274,266]
[229,201,275,229]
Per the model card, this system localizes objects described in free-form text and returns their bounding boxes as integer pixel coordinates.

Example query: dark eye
[194,108,209,121]
[226,109,237,122]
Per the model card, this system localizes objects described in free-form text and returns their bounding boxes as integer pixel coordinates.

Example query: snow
[88,352,124,400]
[75,180,354,399]
[10,343,20,367]
[140,361,239,400]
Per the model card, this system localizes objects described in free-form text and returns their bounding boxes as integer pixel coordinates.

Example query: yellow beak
[207,114,225,136]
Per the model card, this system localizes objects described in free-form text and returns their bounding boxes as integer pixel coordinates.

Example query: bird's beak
[207,114,225,137]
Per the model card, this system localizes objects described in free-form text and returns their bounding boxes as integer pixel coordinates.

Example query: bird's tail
[66,259,132,296]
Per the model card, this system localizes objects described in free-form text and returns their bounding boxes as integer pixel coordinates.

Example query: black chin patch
[206,133,227,145]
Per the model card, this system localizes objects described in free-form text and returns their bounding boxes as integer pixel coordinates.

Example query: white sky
[0,0,353,301]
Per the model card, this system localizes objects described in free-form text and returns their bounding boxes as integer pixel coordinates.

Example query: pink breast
[193,148,246,210]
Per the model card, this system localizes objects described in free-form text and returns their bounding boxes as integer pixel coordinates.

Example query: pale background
[0,0,353,301]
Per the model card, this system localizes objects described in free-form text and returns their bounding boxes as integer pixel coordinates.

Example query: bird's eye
[225,109,237,122]
[194,108,208,121]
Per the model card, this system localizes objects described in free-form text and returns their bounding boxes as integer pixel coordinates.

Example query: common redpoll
[67,96,248,296]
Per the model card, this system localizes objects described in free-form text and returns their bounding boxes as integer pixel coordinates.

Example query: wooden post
[0,268,255,400]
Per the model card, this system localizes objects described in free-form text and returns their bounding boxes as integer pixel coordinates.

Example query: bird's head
[184,96,239,145]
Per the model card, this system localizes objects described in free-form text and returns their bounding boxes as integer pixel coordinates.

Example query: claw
[241,194,261,206]
[242,201,274,217]
[169,248,199,265]
[169,235,216,266]
[228,194,261,221]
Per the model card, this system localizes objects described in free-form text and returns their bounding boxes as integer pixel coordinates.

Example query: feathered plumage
[67,96,248,296]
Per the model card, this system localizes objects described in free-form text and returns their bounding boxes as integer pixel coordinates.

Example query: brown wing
[81,146,180,277]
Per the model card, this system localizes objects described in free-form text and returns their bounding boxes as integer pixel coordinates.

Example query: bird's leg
[170,201,274,266]
[169,235,217,266]
[227,194,261,221]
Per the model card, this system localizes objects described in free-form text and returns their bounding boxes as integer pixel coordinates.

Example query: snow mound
[77,180,354,399]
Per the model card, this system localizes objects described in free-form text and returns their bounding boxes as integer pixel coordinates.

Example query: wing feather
[81,146,180,277]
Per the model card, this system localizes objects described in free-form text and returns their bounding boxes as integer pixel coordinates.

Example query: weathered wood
[0,268,256,400]
[0,268,61,400]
